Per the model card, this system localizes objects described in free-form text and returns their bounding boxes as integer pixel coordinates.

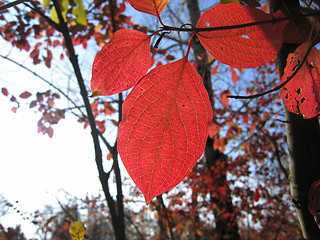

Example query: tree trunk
[274,0,320,238]
[186,0,241,239]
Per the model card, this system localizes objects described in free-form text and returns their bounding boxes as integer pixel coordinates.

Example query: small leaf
[208,123,220,138]
[118,56,213,204]
[69,221,86,240]
[91,29,152,96]
[19,91,32,99]
[47,126,54,138]
[72,0,87,26]
[254,188,260,202]
[2,87,8,96]
[220,90,230,107]
[280,41,320,118]
[127,0,169,16]
[51,0,69,24]
[42,0,50,8]
[196,3,287,68]
[230,68,239,84]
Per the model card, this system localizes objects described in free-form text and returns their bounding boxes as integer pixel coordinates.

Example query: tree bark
[274,1,320,238]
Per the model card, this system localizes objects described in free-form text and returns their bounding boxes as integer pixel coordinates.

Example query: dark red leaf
[19,91,32,99]
[2,87,8,96]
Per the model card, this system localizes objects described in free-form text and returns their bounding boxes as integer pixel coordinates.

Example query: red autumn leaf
[91,29,152,96]
[280,41,320,118]
[208,123,220,138]
[19,91,32,99]
[211,64,219,76]
[220,90,230,107]
[127,0,169,16]
[196,3,287,68]
[254,188,260,202]
[118,57,213,204]
[230,68,239,84]
[111,119,118,126]
[2,87,8,96]
[107,152,113,160]
[308,179,320,228]
[309,180,320,215]
[47,126,54,138]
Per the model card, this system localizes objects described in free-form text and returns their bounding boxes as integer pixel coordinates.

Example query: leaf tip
[90,89,103,97]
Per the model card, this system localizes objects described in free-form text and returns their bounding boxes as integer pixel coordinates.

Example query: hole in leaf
[205,21,210,27]
[301,97,306,103]
[241,35,250,39]
[310,63,315,69]
[296,88,301,95]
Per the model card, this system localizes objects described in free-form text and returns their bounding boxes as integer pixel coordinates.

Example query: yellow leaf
[72,0,87,26]
[220,0,239,3]
[51,0,69,24]
[69,221,86,240]
[42,0,50,8]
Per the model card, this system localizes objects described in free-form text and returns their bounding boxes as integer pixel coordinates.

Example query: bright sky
[0,36,118,237]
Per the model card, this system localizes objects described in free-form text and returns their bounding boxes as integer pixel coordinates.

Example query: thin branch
[158,195,177,240]
[228,30,320,99]
[0,0,29,12]
[48,0,120,237]
[107,0,126,239]
[27,0,61,31]
[125,214,146,240]
[161,12,320,33]
[263,133,289,179]
[0,53,86,116]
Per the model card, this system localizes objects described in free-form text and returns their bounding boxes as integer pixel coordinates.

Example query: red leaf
[280,41,320,118]
[230,68,239,84]
[91,29,152,96]
[19,91,32,99]
[107,152,113,160]
[118,57,213,204]
[308,180,320,216]
[30,100,37,108]
[111,119,118,126]
[211,64,219,76]
[47,126,54,138]
[208,123,220,138]
[254,188,260,202]
[2,87,8,96]
[220,90,230,107]
[196,3,287,68]
[127,0,169,16]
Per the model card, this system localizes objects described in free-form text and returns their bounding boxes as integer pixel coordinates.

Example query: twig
[264,133,289,179]
[161,12,320,33]
[0,53,86,116]
[228,30,320,99]
[0,0,29,12]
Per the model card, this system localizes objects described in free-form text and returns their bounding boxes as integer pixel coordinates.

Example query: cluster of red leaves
[0,0,135,68]
[90,1,319,204]
[1,87,64,138]
[78,99,118,134]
